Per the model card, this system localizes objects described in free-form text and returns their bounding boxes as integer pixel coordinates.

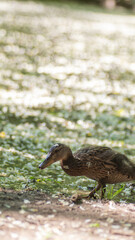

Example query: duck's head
[39,143,72,169]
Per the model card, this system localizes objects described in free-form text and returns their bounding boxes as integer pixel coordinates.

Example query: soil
[0,189,135,240]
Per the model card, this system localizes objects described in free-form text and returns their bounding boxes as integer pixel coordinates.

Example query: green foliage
[0,0,135,203]
[107,184,126,200]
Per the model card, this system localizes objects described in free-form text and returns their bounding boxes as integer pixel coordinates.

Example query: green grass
[0,0,135,203]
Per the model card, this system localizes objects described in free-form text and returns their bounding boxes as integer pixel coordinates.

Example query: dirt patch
[0,190,135,240]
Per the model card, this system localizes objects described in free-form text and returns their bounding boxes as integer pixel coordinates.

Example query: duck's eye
[54,149,59,153]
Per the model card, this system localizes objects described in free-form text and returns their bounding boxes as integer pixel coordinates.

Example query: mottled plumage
[39,143,135,199]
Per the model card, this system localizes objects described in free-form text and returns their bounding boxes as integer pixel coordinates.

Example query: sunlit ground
[0,0,135,202]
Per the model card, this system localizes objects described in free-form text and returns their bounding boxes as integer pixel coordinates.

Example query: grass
[0,0,135,202]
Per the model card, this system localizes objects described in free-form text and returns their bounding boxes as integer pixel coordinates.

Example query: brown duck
[39,143,135,199]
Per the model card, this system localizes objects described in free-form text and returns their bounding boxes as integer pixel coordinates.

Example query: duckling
[39,143,135,199]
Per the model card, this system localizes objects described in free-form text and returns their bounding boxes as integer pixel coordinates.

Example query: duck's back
[74,146,135,184]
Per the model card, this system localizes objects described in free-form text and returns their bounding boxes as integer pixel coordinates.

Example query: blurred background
[29,0,135,10]
[0,0,135,201]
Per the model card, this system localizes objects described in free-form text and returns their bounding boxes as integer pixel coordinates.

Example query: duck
[39,143,135,200]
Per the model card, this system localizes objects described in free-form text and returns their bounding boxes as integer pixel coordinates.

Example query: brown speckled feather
[39,143,135,199]
[71,146,135,183]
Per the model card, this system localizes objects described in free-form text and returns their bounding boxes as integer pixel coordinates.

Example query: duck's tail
[113,153,135,181]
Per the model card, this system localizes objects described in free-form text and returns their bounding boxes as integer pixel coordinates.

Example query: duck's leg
[71,183,106,202]
[87,183,102,199]
[101,184,106,199]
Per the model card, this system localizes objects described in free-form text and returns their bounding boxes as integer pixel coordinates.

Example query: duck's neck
[60,154,82,176]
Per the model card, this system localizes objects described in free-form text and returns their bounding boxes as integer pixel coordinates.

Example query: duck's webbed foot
[71,183,106,202]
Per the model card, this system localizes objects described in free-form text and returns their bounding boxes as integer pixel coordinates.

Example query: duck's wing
[74,146,116,163]
[74,146,135,180]
[74,146,117,173]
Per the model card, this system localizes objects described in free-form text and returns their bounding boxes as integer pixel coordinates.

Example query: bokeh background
[0,0,135,202]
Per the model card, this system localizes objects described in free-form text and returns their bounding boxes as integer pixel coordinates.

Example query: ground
[0,190,135,240]
[0,0,135,239]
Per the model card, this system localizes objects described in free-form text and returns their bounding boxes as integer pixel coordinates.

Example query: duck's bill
[39,153,53,169]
